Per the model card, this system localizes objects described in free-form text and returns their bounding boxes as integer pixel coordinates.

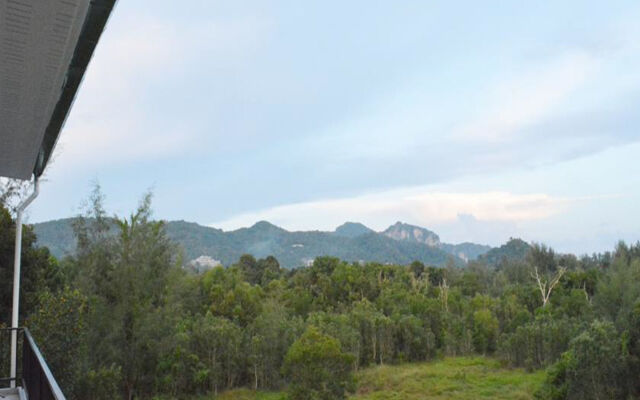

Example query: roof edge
[33,0,118,178]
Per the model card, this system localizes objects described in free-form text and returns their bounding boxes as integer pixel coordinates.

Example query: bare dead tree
[0,178,31,213]
[439,277,449,312]
[582,281,591,304]
[531,266,566,307]
[410,271,429,293]
[1,148,54,213]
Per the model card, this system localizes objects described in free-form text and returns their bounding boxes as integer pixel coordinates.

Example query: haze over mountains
[32,219,509,269]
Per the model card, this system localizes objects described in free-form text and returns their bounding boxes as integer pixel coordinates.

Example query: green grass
[189,389,286,400]
[213,389,285,400]
[199,357,544,400]
[353,357,544,400]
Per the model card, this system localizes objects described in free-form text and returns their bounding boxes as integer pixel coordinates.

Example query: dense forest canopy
[1,188,639,400]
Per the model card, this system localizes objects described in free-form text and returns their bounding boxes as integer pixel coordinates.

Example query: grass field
[201,357,545,400]
[353,357,544,400]
[212,390,284,400]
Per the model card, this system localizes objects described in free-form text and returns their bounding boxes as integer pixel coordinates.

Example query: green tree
[0,205,62,325]
[536,320,627,400]
[70,188,177,400]
[283,326,355,400]
[190,313,243,395]
[472,309,498,354]
[247,300,301,389]
[204,265,264,326]
[27,287,88,399]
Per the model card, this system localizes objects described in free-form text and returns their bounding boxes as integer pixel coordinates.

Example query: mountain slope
[334,222,374,238]
[383,221,441,246]
[165,221,461,268]
[441,242,493,262]
[30,218,80,258]
[383,221,491,262]
[479,238,531,266]
[33,219,492,269]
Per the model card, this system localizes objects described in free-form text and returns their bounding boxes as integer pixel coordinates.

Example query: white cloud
[49,17,189,173]
[48,10,273,175]
[211,186,573,233]
[299,48,603,168]
[453,51,599,142]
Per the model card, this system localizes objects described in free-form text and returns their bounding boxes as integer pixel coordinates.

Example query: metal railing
[1,328,66,400]
[0,327,21,388]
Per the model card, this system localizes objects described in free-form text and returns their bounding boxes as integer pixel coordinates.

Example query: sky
[28,0,640,255]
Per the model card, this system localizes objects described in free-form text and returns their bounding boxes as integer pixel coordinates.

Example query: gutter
[10,178,39,387]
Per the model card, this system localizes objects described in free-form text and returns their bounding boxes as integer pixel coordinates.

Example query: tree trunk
[254,364,258,390]
[372,334,377,364]
[125,382,134,400]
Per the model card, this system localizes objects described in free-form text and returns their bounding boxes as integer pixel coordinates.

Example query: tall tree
[0,205,61,325]
[283,326,355,400]
[70,188,177,400]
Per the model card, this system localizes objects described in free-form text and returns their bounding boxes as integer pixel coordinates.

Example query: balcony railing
[1,328,66,400]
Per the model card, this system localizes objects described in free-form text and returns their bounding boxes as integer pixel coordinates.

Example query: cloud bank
[212,187,575,241]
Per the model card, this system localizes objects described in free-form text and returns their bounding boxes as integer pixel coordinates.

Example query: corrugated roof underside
[0,0,90,180]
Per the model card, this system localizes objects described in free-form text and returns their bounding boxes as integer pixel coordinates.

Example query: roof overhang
[0,0,116,180]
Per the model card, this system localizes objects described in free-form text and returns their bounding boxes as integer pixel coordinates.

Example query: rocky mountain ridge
[33,218,493,269]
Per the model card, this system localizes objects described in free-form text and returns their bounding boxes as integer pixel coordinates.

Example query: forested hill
[479,238,532,265]
[33,219,492,269]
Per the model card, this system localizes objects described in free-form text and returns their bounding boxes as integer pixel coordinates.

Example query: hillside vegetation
[3,190,639,400]
[33,219,492,268]
[479,238,531,266]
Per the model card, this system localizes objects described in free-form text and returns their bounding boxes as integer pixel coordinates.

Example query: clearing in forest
[211,356,545,400]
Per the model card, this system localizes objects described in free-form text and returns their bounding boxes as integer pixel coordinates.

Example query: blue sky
[30,0,640,254]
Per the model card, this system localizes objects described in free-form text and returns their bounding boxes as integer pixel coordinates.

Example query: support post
[10,178,39,387]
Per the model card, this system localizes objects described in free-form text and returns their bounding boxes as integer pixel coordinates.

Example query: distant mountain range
[33,219,496,269]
